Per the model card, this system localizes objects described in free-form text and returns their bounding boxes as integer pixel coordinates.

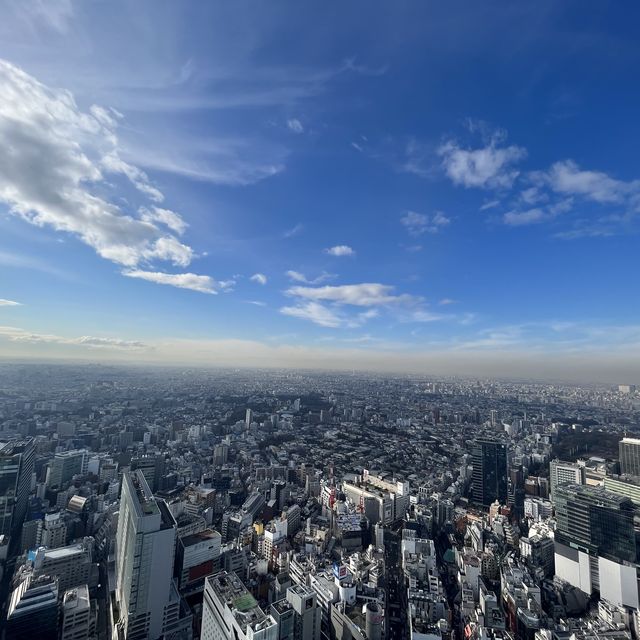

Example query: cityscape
[1,2,640,640]
[0,364,638,640]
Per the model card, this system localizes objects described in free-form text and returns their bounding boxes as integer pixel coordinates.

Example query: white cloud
[479,200,501,211]
[286,283,412,307]
[287,118,304,134]
[0,299,21,307]
[543,160,637,204]
[280,302,380,329]
[401,210,450,235]
[325,245,355,257]
[439,298,456,305]
[122,270,218,294]
[0,59,217,291]
[503,208,546,226]
[439,133,526,189]
[139,206,188,235]
[280,301,342,328]
[250,273,268,285]
[285,270,334,284]
[503,197,574,227]
[0,325,145,350]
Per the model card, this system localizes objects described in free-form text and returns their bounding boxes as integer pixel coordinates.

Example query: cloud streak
[0,325,146,350]
[123,270,218,294]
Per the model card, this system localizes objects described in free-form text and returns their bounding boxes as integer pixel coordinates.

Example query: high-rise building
[554,484,637,563]
[61,584,94,640]
[213,443,229,467]
[549,460,585,499]
[0,438,35,538]
[619,437,640,477]
[286,584,321,640]
[554,484,640,609]
[31,537,93,592]
[131,454,165,492]
[6,573,59,640]
[245,408,253,427]
[41,512,67,549]
[472,439,507,506]
[270,598,295,639]
[201,570,278,640]
[176,529,222,591]
[114,470,191,640]
[46,450,86,490]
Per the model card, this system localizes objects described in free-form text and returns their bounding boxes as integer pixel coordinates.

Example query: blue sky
[1,1,639,380]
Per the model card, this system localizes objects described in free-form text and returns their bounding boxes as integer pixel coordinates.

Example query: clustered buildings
[0,363,639,640]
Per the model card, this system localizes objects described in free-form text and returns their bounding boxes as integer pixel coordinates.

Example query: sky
[1,1,640,382]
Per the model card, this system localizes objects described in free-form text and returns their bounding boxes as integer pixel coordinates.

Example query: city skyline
[1,2,640,381]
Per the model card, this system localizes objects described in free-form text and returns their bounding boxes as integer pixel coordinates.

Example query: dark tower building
[472,439,508,506]
[0,439,35,539]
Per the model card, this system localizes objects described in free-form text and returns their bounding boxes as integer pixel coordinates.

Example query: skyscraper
[549,459,585,499]
[114,470,191,640]
[619,437,640,476]
[0,439,35,539]
[472,439,507,506]
[46,450,86,490]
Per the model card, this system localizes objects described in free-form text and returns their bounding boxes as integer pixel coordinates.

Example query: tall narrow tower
[472,439,508,506]
[115,470,186,639]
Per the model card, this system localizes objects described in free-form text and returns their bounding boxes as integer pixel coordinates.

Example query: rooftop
[207,571,272,632]
[63,584,90,612]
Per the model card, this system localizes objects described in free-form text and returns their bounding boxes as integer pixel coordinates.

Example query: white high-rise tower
[114,470,190,639]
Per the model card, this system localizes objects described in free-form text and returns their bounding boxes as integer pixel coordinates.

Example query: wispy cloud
[250,273,268,285]
[11,0,74,34]
[503,208,547,226]
[400,210,450,235]
[285,270,334,284]
[0,299,21,307]
[124,135,286,186]
[286,283,412,306]
[280,301,380,329]
[0,325,146,350]
[122,270,219,294]
[280,301,342,328]
[283,223,303,239]
[287,118,304,134]
[139,206,188,235]
[541,160,637,204]
[325,245,355,257]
